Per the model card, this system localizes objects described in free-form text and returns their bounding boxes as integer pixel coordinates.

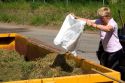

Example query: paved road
[0,24,100,64]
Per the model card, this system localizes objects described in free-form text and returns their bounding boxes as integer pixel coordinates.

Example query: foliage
[0,1,124,29]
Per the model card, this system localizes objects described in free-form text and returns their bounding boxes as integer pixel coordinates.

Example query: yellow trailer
[0,33,15,50]
[0,33,122,83]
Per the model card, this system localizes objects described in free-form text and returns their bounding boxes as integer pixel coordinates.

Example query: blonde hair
[97,7,111,17]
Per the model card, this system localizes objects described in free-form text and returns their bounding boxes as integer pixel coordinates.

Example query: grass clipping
[0,49,94,82]
[29,53,83,79]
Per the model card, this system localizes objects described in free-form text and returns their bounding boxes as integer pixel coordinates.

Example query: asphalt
[0,24,100,64]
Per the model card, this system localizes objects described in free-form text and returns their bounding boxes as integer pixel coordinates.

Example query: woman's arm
[75,16,89,22]
[71,14,113,32]
[95,24,113,32]
[87,20,113,32]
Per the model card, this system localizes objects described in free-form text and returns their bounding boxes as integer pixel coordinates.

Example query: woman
[75,7,125,80]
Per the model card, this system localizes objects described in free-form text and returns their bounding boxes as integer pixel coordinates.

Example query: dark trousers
[96,41,125,80]
[96,41,104,61]
[101,49,125,80]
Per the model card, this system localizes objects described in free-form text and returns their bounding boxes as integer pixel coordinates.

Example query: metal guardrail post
[44,0,46,3]
[66,0,68,6]
[103,0,105,6]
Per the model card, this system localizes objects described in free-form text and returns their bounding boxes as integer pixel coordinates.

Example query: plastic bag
[54,14,86,56]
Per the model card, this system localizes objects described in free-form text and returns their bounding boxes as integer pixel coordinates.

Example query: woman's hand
[70,13,76,18]
[70,13,74,16]
[70,13,79,19]
[86,20,93,26]
[87,20,97,28]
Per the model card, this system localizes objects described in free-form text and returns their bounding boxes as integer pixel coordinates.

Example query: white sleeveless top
[96,18,122,53]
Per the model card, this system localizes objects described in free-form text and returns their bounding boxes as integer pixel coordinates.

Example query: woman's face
[100,16,110,24]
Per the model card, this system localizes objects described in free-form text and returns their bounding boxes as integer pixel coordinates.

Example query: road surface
[0,23,100,64]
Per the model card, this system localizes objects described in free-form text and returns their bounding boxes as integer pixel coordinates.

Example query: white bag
[54,14,86,56]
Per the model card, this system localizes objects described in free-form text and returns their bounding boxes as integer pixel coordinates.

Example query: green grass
[0,1,125,29]
[0,49,35,82]
[0,49,89,82]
